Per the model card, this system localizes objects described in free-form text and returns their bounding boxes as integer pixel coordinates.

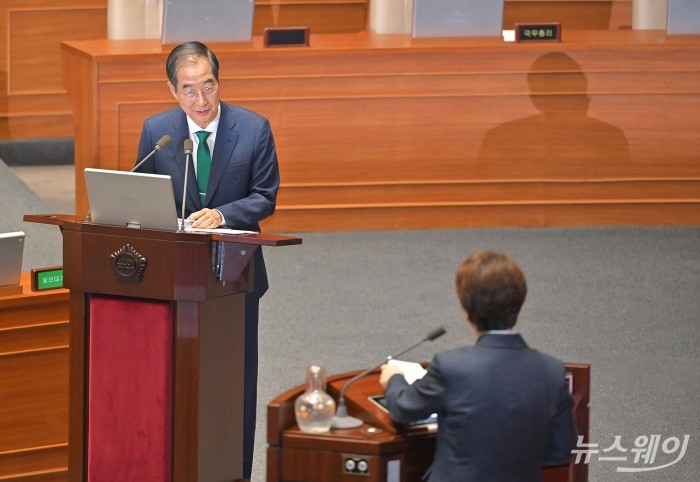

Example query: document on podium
[388,359,427,384]
[380,359,438,426]
[186,227,257,235]
[179,219,257,235]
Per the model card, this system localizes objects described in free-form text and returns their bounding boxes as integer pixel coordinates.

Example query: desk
[62,31,700,231]
[0,273,69,480]
[268,364,590,482]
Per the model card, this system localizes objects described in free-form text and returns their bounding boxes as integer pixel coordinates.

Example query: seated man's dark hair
[455,250,527,332]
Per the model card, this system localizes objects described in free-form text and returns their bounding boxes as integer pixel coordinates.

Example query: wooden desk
[268,364,590,482]
[0,0,632,142]
[505,0,632,30]
[61,30,700,232]
[0,273,69,480]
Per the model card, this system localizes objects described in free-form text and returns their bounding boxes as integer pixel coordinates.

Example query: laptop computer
[84,168,180,231]
[0,231,25,287]
[412,0,504,38]
[162,0,255,44]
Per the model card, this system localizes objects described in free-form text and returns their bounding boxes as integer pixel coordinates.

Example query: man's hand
[379,364,405,388]
[188,208,223,228]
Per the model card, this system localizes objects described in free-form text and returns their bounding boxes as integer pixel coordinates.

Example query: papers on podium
[179,218,256,235]
[388,359,427,384]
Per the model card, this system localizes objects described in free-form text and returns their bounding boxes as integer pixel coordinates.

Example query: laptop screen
[84,168,180,231]
[0,231,25,287]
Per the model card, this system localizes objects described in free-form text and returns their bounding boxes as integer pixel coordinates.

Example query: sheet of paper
[186,227,257,235]
[387,359,427,385]
[178,218,257,235]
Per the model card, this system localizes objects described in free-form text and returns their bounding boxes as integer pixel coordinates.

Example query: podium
[25,214,301,482]
[268,364,590,482]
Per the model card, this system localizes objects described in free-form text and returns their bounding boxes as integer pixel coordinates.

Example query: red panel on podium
[87,295,173,482]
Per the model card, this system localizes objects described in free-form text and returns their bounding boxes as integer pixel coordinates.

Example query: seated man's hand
[379,364,405,388]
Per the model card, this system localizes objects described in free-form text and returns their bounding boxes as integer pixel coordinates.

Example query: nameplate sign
[264,27,310,48]
[31,266,64,291]
[515,23,561,43]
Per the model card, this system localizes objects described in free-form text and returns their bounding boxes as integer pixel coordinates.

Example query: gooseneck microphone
[131,134,172,173]
[330,325,447,429]
[85,134,172,223]
[179,138,193,232]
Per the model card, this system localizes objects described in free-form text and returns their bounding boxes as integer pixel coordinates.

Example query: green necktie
[195,131,211,205]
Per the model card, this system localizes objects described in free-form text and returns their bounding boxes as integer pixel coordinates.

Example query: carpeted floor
[258,226,699,482]
[4,160,698,481]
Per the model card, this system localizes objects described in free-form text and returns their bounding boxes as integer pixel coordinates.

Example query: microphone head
[426,325,447,341]
[183,138,193,155]
[155,134,172,150]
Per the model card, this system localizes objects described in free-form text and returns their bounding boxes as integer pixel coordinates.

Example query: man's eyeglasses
[178,84,218,99]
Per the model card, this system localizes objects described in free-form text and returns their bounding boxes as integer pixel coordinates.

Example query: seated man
[380,250,577,482]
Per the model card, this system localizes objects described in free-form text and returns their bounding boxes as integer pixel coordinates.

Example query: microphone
[85,134,172,223]
[330,325,447,429]
[131,134,172,172]
[179,138,193,232]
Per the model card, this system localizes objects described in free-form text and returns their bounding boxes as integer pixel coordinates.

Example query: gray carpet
[0,137,74,166]
[3,162,698,481]
[1,159,63,270]
[259,227,699,482]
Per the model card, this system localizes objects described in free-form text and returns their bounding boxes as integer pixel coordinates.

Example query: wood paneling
[0,273,69,481]
[0,1,106,139]
[505,0,632,30]
[62,31,700,231]
[8,8,105,94]
[0,0,369,140]
[0,1,633,142]
[255,0,368,34]
[272,179,700,231]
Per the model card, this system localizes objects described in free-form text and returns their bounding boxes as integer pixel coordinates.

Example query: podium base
[331,414,364,429]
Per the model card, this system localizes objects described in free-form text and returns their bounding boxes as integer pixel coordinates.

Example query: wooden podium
[268,364,589,482]
[25,214,301,482]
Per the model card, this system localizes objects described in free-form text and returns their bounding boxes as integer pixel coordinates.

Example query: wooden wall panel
[0,1,106,139]
[505,0,633,30]
[0,0,634,142]
[255,0,368,34]
[0,351,69,447]
[0,445,68,481]
[108,71,700,187]
[275,179,700,206]
[0,274,69,481]
[62,32,700,231]
[0,0,371,141]
[266,202,700,232]
[8,8,105,94]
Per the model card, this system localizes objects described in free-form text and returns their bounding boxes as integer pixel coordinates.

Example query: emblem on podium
[110,244,147,282]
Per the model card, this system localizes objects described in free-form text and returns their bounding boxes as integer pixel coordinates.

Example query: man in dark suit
[380,250,577,482]
[135,41,280,481]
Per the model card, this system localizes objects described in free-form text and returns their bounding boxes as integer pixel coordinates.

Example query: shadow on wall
[477,52,630,178]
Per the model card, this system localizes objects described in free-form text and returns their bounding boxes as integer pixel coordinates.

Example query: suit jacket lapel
[206,103,239,206]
